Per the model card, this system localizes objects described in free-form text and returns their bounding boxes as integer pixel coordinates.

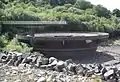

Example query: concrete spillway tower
[1,21,109,60]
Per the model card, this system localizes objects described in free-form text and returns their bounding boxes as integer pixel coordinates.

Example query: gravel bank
[0,46,120,82]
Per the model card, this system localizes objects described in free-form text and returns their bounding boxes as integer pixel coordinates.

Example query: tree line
[1,0,120,37]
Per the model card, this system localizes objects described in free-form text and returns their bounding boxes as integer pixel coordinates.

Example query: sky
[86,0,120,11]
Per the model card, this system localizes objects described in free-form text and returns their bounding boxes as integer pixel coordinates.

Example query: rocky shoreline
[0,49,120,82]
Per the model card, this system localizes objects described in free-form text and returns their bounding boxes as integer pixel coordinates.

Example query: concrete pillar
[29,26,34,47]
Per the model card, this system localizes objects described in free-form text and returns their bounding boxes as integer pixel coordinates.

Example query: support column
[30,26,34,47]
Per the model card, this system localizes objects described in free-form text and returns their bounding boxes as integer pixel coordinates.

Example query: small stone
[36,74,42,77]
[14,60,22,66]
[3,79,7,82]
[6,72,10,75]
[97,64,103,70]
[55,61,65,72]
[14,80,21,82]
[64,59,73,66]
[34,78,38,81]
[57,61,64,66]
[18,63,26,69]
[49,60,58,66]
[5,54,12,63]
[14,55,23,66]
[41,58,49,65]
[11,54,18,61]
[13,52,22,56]
[26,64,32,69]
[33,52,44,57]
[26,70,32,75]
[75,64,84,75]
[0,53,7,60]
[37,77,46,82]
[12,67,18,70]
[22,57,32,64]
[22,53,30,58]
[46,75,53,82]
[94,68,100,73]
[104,60,120,66]
[36,71,46,77]
[118,79,120,82]
[88,64,95,69]
[31,56,37,63]
[40,65,48,68]
[104,69,114,79]
[35,56,42,67]
[101,67,107,75]
[49,57,57,64]
[12,70,18,74]
[86,69,94,77]
[106,79,117,82]
[7,59,14,66]
[40,71,46,75]
[67,63,76,73]
[53,79,57,82]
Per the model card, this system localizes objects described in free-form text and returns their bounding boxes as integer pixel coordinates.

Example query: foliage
[36,0,50,6]
[0,0,120,38]
[74,0,93,10]
[112,8,120,17]
[0,9,4,20]
[65,0,76,5]
[92,5,111,18]
[0,35,9,48]
[52,6,67,12]
[50,0,76,6]
[67,7,84,14]
[4,38,33,53]
[0,1,5,8]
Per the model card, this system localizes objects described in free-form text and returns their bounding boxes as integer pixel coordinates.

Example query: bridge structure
[0,21,109,60]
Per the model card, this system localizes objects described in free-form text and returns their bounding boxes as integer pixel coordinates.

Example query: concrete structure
[18,32,109,60]
[0,21,109,60]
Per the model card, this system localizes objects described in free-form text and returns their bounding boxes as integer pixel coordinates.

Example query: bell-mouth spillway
[1,21,109,60]
[18,32,109,60]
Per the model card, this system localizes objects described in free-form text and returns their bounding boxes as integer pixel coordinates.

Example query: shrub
[4,37,33,53]
[0,35,9,48]
[67,7,84,14]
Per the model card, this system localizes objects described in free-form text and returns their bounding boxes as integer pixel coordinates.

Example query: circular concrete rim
[35,32,108,37]
[18,32,109,40]
[34,32,109,40]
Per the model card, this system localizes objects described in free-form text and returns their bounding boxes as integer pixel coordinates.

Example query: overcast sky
[86,0,120,11]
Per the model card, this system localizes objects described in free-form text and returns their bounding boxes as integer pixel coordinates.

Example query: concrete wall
[33,40,98,60]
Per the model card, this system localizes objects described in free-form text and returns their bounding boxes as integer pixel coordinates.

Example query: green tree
[65,0,76,4]
[50,0,58,6]
[85,8,95,15]
[112,8,120,17]
[0,35,9,48]
[67,7,84,14]
[0,9,4,20]
[93,5,111,18]
[74,0,93,10]
[0,1,5,8]
[50,0,76,6]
